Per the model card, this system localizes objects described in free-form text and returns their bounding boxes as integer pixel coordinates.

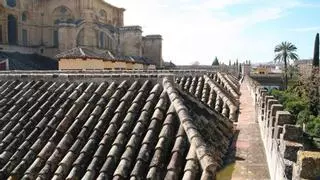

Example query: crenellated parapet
[246,76,320,180]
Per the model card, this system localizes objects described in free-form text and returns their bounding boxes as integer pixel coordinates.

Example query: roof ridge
[163,77,218,177]
[204,75,238,121]
[176,87,233,131]
[216,72,240,98]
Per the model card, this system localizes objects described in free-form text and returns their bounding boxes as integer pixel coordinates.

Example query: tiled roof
[56,48,155,65]
[0,52,58,70]
[55,47,108,59]
[0,72,239,179]
[164,61,176,68]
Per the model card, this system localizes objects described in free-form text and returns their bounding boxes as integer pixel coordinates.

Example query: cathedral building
[0,0,163,68]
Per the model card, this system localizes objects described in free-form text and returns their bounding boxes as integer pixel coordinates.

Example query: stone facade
[0,0,163,67]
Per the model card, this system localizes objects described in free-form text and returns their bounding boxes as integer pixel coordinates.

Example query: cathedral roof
[56,47,156,65]
[0,72,238,179]
[0,51,58,70]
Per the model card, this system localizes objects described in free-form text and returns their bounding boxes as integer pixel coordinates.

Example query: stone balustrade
[246,76,320,180]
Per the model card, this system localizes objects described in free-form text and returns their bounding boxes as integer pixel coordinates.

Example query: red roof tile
[0,72,239,180]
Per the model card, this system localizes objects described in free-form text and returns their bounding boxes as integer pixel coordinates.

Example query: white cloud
[106,0,302,65]
[289,26,320,32]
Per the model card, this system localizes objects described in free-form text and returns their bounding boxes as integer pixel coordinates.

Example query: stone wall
[246,76,320,180]
[119,26,143,57]
[0,1,162,65]
[142,35,162,68]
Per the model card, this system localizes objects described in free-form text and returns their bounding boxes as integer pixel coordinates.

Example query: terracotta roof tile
[0,72,239,180]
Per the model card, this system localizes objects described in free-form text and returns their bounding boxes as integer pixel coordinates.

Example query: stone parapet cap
[267,98,278,109]
[270,104,284,116]
[144,35,163,40]
[119,26,142,32]
[294,151,320,179]
[280,140,303,162]
[276,111,295,125]
[281,124,303,142]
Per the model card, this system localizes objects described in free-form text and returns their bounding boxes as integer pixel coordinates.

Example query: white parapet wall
[246,75,320,180]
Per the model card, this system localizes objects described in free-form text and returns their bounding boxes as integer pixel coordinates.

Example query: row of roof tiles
[0,73,239,180]
[55,47,155,65]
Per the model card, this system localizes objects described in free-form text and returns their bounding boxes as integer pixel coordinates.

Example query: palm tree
[274,41,299,89]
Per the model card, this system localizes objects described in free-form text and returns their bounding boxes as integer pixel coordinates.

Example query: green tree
[313,33,319,67]
[212,57,220,66]
[310,33,320,116]
[274,41,299,90]
[288,64,299,79]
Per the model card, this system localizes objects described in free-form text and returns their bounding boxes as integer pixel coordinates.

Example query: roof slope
[0,52,58,70]
[56,47,154,65]
[0,73,238,180]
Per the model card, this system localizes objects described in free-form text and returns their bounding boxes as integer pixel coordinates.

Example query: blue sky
[107,0,320,65]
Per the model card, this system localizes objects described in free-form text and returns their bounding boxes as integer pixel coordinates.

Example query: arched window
[7,14,17,45]
[52,6,73,46]
[99,10,106,17]
[99,32,104,48]
[22,11,27,22]
[22,29,27,45]
[52,6,74,24]
[53,30,58,47]
[98,32,113,50]
[6,0,16,8]
[0,25,3,43]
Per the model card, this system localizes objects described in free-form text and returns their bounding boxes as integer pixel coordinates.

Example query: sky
[107,0,320,65]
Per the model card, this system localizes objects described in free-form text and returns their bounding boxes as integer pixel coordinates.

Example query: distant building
[163,61,176,69]
[295,59,312,78]
[252,64,282,74]
[56,47,155,70]
[0,0,163,68]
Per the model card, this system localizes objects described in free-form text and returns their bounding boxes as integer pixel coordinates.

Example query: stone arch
[270,86,279,92]
[51,6,74,47]
[99,9,107,18]
[7,14,17,45]
[52,6,74,24]
[76,27,99,48]
[76,28,85,46]
[6,0,16,8]
[98,31,114,50]
[263,87,268,92]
